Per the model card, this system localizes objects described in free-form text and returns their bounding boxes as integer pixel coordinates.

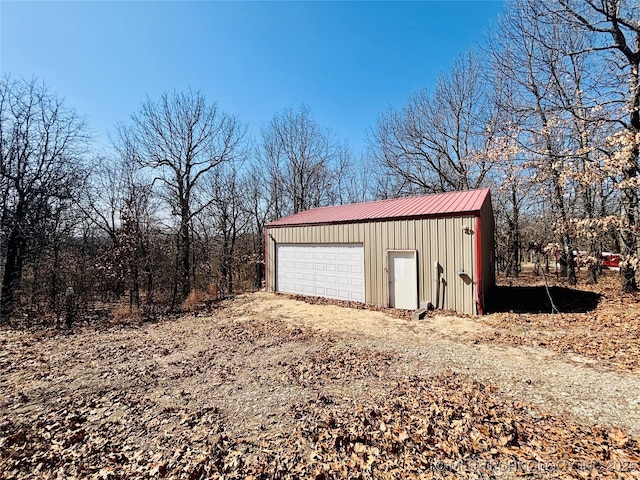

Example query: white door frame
[387,249,418,310]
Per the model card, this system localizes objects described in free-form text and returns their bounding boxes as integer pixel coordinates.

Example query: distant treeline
[2,0,639,324]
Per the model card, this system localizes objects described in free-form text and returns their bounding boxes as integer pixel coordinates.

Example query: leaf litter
[1,283,640,478]
[480,270,640,372]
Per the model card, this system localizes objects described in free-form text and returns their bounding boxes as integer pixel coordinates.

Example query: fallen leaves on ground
[1,292,640,478]
[291,269,640,373]
[480,270,640,372]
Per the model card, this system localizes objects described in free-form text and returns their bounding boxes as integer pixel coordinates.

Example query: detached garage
[265,188,495,315]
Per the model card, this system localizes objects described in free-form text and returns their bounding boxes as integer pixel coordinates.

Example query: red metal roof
[267,188,491,227]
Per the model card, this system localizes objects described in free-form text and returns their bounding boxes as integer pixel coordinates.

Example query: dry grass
[180,289,210,311]
[109,303,143,325]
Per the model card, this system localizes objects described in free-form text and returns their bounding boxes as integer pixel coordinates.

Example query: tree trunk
[130,256,140,309]
[620,183,638,292]
[220,233,231,296]
[620,63,640,292]
[1,226,26,324]
[180,214,191,301]
[586,239,600,285]
[142,238,153,304]
[505,231,519,277]
[505,199,520,278]
[50,240,60,319]
[587,263,599,285]
[226,256,233,295]
[563,232,577,286]
[553,168,576,286]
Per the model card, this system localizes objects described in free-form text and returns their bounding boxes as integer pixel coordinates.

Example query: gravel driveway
[243,292,640,436]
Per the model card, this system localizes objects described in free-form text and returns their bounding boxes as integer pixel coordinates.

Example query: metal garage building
[265,188,495,315]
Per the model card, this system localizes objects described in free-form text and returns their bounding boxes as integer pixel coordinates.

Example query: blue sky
[1,1,504,154]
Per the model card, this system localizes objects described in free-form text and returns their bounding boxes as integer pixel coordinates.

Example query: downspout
[433,261,440,309]
[475,215,484,315]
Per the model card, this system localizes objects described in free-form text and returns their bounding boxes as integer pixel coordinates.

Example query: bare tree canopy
[260,105,346,218]
[0,77,88,323]
[203,160,251,296]
[490,0,640,290]
[7,0,640,320]
[369,51,495,196]
[116,89,247,302]
[553,0,640,291]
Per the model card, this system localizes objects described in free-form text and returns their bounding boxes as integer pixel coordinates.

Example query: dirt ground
[231,290,640,436]
[1,270,640,478]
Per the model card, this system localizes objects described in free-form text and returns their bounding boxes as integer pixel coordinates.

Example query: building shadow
[486,285,601,314]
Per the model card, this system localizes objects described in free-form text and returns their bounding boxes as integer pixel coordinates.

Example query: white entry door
[388,250,418,309]
[276,244,365,302]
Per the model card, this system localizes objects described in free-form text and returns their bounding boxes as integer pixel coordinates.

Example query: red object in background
[601,253,620,269]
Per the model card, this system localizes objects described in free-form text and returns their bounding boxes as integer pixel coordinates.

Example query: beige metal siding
[266,210,492,315]
[430,216,476,314]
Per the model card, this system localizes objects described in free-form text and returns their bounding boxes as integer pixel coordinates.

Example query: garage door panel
[338,289,351,300]
[276,244,365,303]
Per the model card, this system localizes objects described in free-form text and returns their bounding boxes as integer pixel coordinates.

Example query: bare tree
[369,50,495,196]
[330,146,374,205]
[243,161,274,288]
[82,151,162,305]
[81,155,128,245]
[488,0,638,289]
[260,105,340,217]
[489,2,577,280]
[204,161,251,296]
[0,77,88,324]
[116,90,247,303]
[547,0,640,290]
[486,0,613,285]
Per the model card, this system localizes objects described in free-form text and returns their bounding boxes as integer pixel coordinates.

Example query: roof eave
[266,209,484,229]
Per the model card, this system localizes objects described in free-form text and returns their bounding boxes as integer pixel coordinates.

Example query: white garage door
[276,244,365,302]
